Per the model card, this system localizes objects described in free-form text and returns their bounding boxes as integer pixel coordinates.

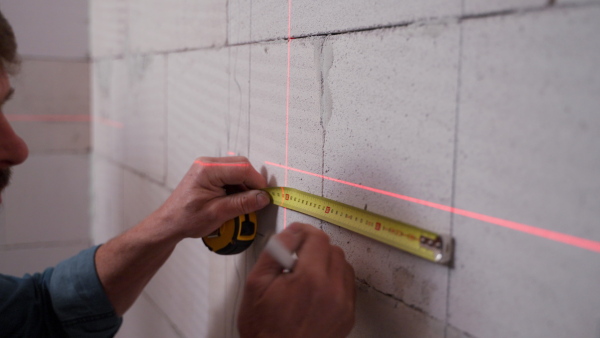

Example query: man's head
[0,9,28,201]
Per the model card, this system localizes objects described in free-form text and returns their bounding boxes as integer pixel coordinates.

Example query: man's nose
[0,114,29,166]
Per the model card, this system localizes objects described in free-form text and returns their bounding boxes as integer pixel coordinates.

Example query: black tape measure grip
[202,213,258,255]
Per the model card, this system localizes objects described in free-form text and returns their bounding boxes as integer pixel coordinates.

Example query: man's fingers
[244,225,304,297]
[213,190,271,223]
[247,223,307,280]
[290,223,332,273]
[330,245,356,305]
[195,156,267,190]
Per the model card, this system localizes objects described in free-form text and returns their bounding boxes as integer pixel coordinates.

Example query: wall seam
[140,292,186,338]
[445,0,466,335]
[247,1,252,158]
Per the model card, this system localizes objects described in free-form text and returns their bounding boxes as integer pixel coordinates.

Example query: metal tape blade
[263,187,453,264]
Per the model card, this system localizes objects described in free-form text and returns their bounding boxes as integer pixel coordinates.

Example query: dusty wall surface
[87,1,600,337]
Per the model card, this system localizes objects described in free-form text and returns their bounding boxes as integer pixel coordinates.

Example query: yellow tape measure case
[202,213,258,255]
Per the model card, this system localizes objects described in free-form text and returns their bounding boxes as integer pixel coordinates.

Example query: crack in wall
[315,37,333,131]
[357,278,430,319]
[314,36,333,212]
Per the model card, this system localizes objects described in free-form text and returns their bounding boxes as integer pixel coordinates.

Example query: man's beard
[0,167,12,193]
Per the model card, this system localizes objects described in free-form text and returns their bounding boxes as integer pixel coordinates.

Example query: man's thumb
[222,190,271,217]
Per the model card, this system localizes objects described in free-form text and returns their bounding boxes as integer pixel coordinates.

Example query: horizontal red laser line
[7,114,91,122]
[96,117,124,129]
[265,161,600,254]
[195,160,250,167]
[6,114,124,128]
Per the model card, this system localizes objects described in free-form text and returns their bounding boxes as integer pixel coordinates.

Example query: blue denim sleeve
[0,245,122,337]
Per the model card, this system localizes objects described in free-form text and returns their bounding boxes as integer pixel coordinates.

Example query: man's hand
[238,223,356,338]
[153,156,270,240]
[96,156,270,316]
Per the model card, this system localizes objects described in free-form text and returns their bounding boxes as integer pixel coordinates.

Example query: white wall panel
[450,7,600,338]
[87,1,600,337]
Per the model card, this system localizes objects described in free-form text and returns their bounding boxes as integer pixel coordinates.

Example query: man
[0,10,356,338]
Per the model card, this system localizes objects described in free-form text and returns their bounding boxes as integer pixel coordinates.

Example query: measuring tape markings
[263,187,453,264]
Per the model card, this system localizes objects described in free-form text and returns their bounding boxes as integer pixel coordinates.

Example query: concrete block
[0,243,90,277]
[322,24,460,319]
[0,0,88,59]
[227,45,252,158]
[465,0,600,14]
[2,154,90,244]
[5,59,90,154]
[230,0,461,44]
[122,170,171,230]
[129,0,227,54]
[559,0,600,4]
[349,281,445,337]
[116,293,182,338]
[90,0,129,58]
[464,0,545,15]
[90,155,124,244]
[93,55,167,183]
[450,7,600,337]
[122,54,168,183]
[166,49,230,190]
[92,59,128,164]
[228,0,252,45]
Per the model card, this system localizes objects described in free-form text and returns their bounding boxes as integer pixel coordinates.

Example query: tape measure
[202,213,257,255]
[263,187,453,264]
[203,187,453,264]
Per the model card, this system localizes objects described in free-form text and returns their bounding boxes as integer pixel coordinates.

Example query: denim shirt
[0,246,122,337]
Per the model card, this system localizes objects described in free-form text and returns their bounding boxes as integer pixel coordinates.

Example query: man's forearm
[94,210,181,316]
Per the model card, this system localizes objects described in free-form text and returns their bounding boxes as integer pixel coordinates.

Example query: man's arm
[94,156,270,316]
[1,246,123,338]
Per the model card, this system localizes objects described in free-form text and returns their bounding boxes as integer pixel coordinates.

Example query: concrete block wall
[89,1,600,338]
[0,1,91,276]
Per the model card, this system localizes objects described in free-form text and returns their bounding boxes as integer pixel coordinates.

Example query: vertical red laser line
[265,161,600,254]
[283,0,293,227]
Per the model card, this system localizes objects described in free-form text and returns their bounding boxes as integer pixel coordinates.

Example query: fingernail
[256,191,270,207]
